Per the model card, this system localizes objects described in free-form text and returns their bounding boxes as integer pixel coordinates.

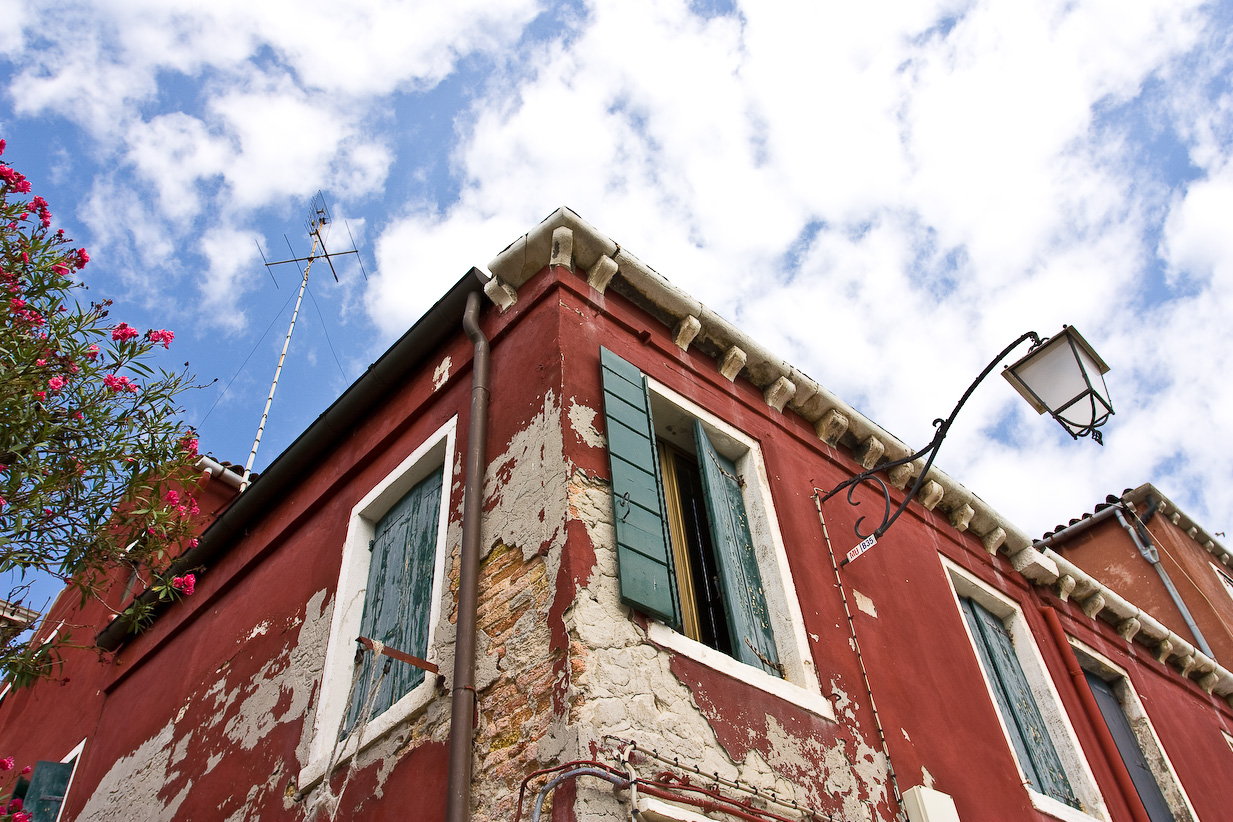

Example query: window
[960,596,1080,808]
[300,418,457,788]
[599,347,829,716]
[1070,640,1199,822]
[21,739,84,822]
[1212,561,1233,602]
[943,559,1108,822]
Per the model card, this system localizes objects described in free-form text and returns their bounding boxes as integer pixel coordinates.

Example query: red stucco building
[1,208,1231,822]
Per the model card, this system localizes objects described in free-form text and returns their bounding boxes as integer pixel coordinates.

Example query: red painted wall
[1,262,1230,822]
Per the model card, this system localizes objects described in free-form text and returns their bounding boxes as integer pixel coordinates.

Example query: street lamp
[816,328,1112,559]
[1002,326,1112,445]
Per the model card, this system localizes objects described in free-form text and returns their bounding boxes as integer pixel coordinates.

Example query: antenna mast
[241,193,366,491]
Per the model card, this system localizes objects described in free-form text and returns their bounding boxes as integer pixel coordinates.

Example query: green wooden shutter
[961,598,1078,808]
[693,421,781,678]
[344,467,444,735]
[599,347,679,627]
[26,760,73,822]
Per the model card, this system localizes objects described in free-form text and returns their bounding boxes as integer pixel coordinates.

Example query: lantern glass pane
[1011,335,1090,415]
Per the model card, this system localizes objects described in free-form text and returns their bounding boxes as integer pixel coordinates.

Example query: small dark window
[1084,672,1174,822]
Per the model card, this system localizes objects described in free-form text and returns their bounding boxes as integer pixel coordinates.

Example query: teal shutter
[693,421,781,678]
[26,760,73,822]
[599,347,679,626]
[961,598,1078,808]
[344,467,444,735]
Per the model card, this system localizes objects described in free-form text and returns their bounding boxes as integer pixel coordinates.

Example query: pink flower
[76,248,90,268]
[180,436,198,456]
[86,343,99,360]
[72,410,83,421]
[20,765,31,775]
[147,328,174,348]
[13,810,31,822]
[52,263,69,277]
[9,797,23,810]
[34,390,46,400]
[0,755,13,770]
[0,139,5,155]
[36,358,46,366]
[10,298,26,309]
[47,376,65,392]
[164,489,180,506]
[103,373,135,393]
[172,574,196,596]
[0,498,6,509]
[111,322,139,342]
[188,538,199,548]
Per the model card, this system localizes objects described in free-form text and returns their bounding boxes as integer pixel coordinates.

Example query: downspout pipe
[446,290,490,822]
[1114,504,1214,659]
[1040,607,1152,822]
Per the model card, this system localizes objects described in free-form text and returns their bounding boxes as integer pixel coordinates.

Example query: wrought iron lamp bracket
[815,331,1044,542]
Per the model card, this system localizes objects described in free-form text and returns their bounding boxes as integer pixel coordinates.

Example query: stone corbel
[587,255,618,293]
[1117,617,1140,643]
[1155,638,1174,664]
[673,315,701,351]
[764,376,796,412]
[815,408,848,445]
[950,504,975,533]
[982,527,1007,556]
[719,346,746,382]
[484,277,518,312]
[550,226,574,270]
[1056,575,1076,603]
[1082,593,1106,619]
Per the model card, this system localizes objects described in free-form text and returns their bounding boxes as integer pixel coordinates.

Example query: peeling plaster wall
[77,589,333,820]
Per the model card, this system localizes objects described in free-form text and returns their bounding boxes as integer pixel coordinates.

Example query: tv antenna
[241,192,368,491]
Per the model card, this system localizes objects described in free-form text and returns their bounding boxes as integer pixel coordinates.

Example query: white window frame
[1068,638,1199,822]
[300,417,457,788]
[53,738,86,822]
[1211,561,1233,602]
[643,379,833,721]
[941,557,1109,822]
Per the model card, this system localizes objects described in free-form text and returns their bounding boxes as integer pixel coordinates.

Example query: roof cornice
[487,207,1233,707]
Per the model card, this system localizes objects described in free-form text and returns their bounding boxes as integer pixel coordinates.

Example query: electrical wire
[305,282,347,382]
[198,290,297,427]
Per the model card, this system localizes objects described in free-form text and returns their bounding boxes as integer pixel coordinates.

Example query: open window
[1069,640,1199,822]
[21,738,84,822]
[600,347,829,718]
[301,417,457,788]
[942,558,1108,822]
[1211,561,1233,603]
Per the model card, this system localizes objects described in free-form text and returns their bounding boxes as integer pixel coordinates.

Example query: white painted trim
[940,557,1109,822]
[1068,638,1200,822]
[643,378,833,722]
[637,796,714,822]
[299,416,458,789]
[53,738,86,822]
[647,623,834,719]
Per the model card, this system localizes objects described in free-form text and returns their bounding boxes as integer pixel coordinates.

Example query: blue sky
[3,0,1232,614]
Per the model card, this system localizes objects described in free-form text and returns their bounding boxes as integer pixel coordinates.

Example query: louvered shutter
[599,347,679,627]
[344,468,444,734]
[26,760,73,822]
[694,421,781,678]
[1084,672,1174,822]
[961,598,1078,808]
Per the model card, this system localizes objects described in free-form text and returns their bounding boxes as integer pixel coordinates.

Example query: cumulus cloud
[364,0,1230,534]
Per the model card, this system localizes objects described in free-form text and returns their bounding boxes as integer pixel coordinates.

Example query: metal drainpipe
[446,291,489,822]
[1040,607,1153,822]
[1113,504,1215,659]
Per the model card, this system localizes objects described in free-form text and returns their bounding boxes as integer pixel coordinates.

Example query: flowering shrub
[1,140,203,686]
